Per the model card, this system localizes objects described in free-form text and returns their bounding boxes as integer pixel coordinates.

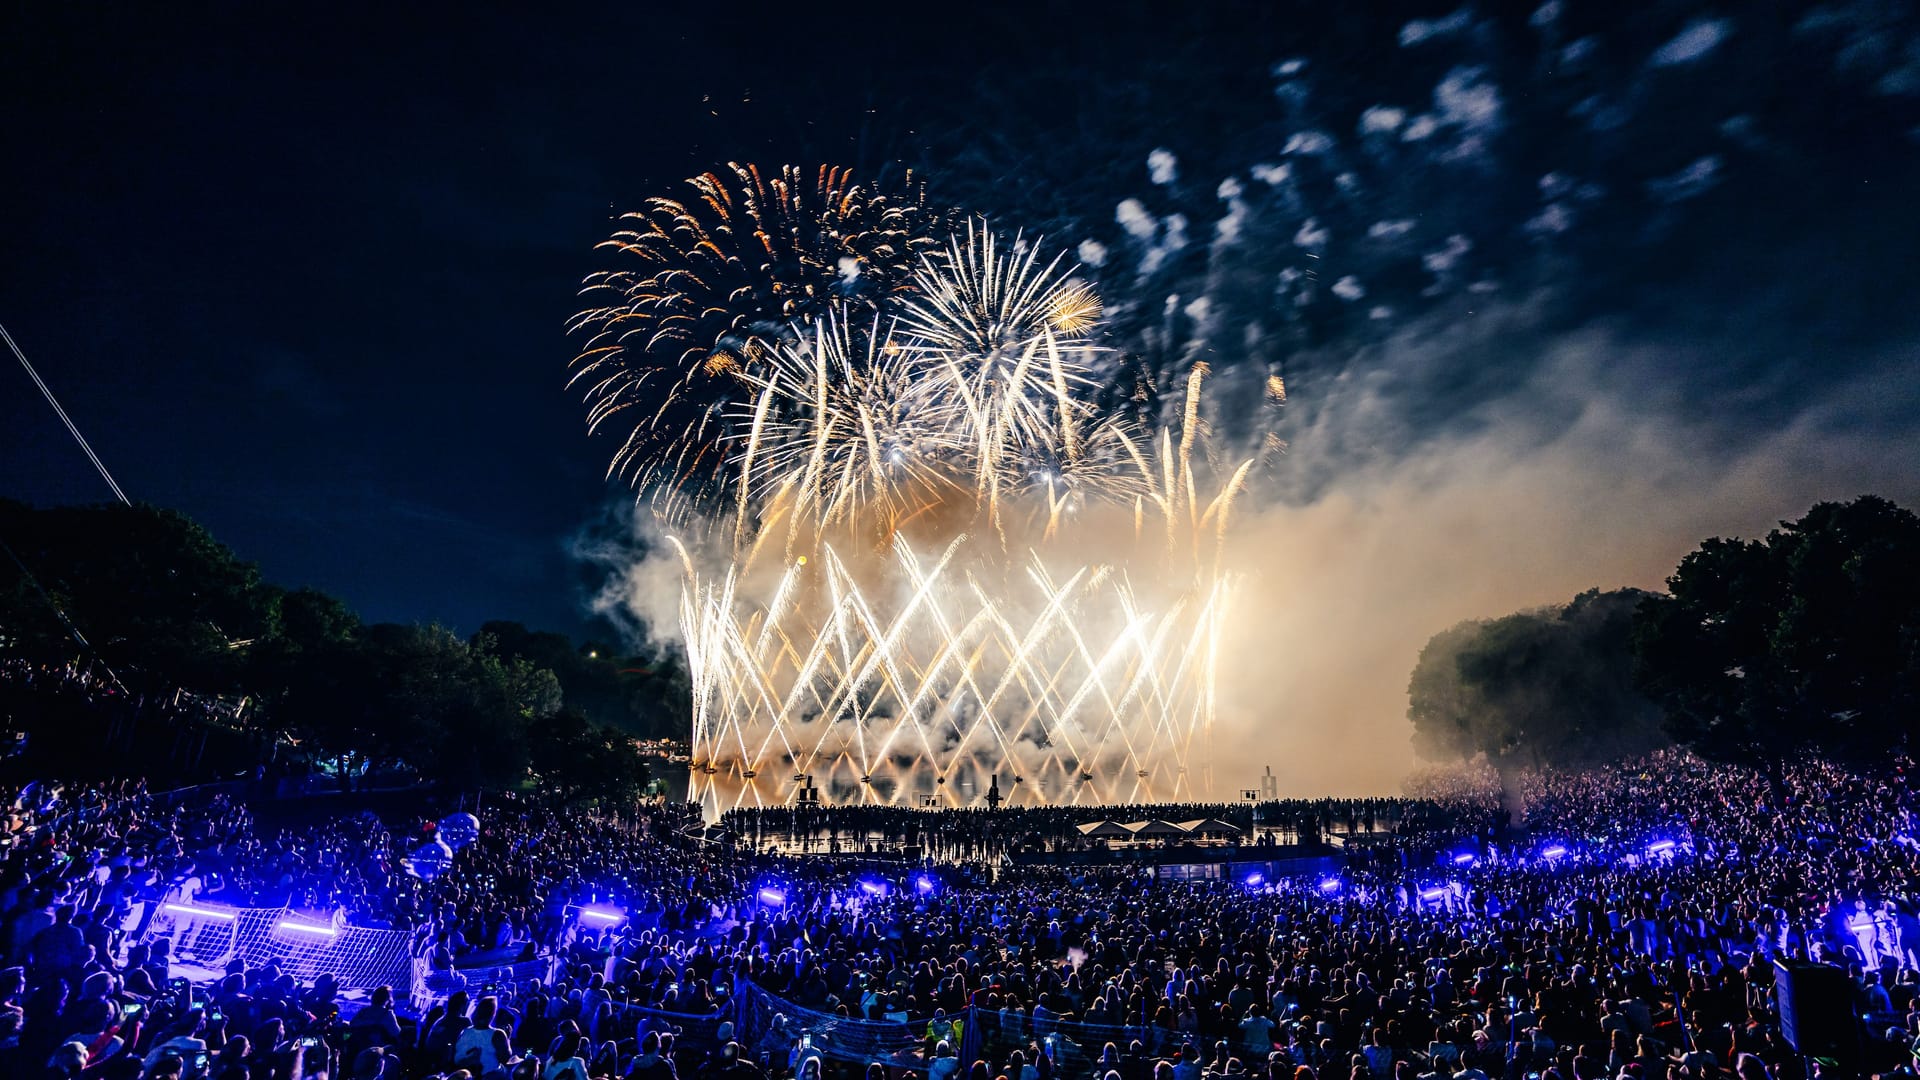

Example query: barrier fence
[977,1007,1187,1078]
[738,981,935,1069]
[407,955,562,1015]
[600,996,737,1057]
[731,982,1204,1073]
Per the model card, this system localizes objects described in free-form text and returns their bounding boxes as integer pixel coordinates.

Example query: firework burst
[729,316,969,547]
[568,164,944,515]
[572,186,1262,812]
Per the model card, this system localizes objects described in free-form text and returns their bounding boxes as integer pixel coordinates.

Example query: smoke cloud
[1207,319,1920,796]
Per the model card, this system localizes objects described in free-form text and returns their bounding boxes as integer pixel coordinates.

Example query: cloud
[1214,179,1250,245]
[1877,37,1920,94]
[1115,198,1157,240]
[1401,7,1474,47]
[1651,18,1732,66]
[1432,66,1504,162]
[1116,199,1190,275]
[1359,105,1408,135]
[1645,155,1722,203]
[1147,147,1179,185]
[1284,131,1336,155]
[1525,202,1575,236]
[1793,4,1920,97]
[1422,234,1473,273]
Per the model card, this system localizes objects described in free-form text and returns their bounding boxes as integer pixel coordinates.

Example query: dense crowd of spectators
[0,660,241,771]
[5,722,1920,1080]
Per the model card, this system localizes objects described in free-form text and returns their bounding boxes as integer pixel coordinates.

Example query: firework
[721,227,1145,551]
[568,164,944,517]
[573,192,1258,812]
[729,316,969,547]
[677,532,1236,809]
[676,333,1251,811]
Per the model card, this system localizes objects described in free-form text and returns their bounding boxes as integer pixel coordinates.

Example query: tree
[528,709,650,807]
[1635,495,1920,771]
[473,620,690,739]
[268,586,361,651]
[246,586,362,723]
[1409,588,1669,773]
[275,623,532,790]
[0,499,664,793]
[0,501,271,689]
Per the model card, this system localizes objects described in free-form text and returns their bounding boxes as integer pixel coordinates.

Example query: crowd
[0,660,249,767]
[3,727,1920,1080]
[714,799,1445,862]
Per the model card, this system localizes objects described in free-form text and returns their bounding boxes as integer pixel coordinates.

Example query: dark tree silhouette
[1635,495,1920,772]
[1409,588,1669,770]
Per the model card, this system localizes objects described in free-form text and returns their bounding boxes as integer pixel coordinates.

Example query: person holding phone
[142,1014,210,1074]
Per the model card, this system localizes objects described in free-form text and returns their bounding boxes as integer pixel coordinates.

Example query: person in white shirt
[453,996,511,1074]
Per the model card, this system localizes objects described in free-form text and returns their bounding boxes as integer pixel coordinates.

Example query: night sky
[8,1,1920,652]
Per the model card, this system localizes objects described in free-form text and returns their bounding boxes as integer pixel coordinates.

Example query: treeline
[1409,495,1920,778]
[0,499,689,801]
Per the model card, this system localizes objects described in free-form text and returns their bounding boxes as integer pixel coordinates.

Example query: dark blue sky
[3,3,978,637]
[7,1,1920,645]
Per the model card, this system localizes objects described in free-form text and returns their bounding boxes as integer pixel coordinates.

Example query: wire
[2,321,130,505]
[2,319,132,692]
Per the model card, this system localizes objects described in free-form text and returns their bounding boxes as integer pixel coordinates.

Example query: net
[600,997,736,1057]
[138,902,418,1003]
[732,987,1207,1075]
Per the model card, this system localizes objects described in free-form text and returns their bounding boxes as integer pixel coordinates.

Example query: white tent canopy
[1124,819,1188,837]
[1178,818,1244,836]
